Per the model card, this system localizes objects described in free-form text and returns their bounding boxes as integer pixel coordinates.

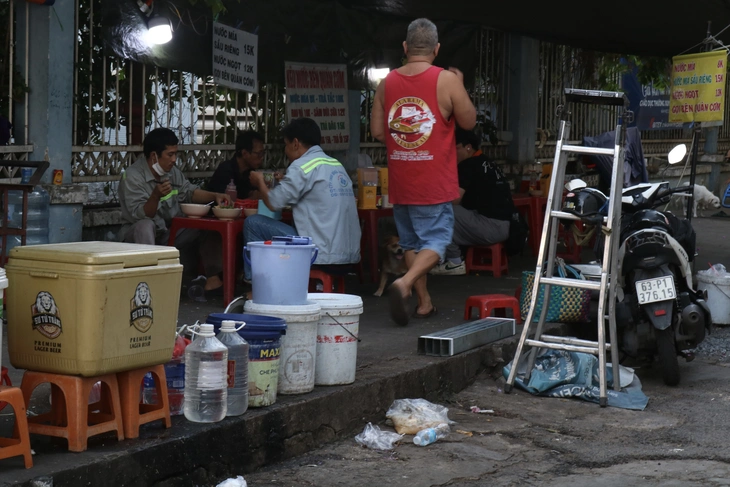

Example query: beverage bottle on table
[184,323,228,423]
[215,320,250,416]
[413,423,450,446]
[225,179,238,203]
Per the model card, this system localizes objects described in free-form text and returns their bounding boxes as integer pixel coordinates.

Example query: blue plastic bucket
[244,240,318,306]
[207,313,287,407]
[257,199,282,220]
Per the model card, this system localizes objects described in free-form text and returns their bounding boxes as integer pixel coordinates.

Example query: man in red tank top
[371,18,476,326]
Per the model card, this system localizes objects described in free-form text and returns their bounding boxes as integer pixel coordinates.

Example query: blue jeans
[243,214,297,280]
[392,203,454,261]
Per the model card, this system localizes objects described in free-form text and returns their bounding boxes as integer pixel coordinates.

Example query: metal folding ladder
[504,88,630,407]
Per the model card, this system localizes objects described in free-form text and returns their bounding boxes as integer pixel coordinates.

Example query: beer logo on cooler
[387,97,437,149]
[31,291,62,339]
[130,282,153,333]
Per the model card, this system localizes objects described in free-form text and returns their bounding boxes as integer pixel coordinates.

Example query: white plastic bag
[385,398,454,435]
[354,422,403,450]
[216,476,247,487]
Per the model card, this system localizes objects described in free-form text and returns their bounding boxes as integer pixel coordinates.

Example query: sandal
[412,306,438,319]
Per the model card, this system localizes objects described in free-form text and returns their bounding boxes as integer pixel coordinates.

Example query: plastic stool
[117,364,172,439]
[464,294,522,323]
[309,269,345,293]
[0,366,12,412]
[464,243,508,277]
[20,371,124,452]
[0,386,32,468]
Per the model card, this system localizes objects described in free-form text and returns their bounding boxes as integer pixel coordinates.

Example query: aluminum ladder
[504,88,630,407]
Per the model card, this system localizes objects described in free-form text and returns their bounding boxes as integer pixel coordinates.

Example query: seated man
[431,128,520,275]
[206,130,266,199]
[118,127,231,294]
[244,117,361,282]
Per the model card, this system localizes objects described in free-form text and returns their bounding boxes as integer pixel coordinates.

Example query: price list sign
[285,62,350,150]
[669,51,728,124]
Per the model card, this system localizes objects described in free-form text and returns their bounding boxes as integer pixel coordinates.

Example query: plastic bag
[385,398,454,435]
[699,263,730,278]
[216,476,247,487]
[354,422,403,450]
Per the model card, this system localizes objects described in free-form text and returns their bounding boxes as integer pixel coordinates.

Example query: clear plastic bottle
[142,357,185,415]
[183,323,228,423]
[225,179,238,202]
[412,423,450,446]
[216,320,249,416]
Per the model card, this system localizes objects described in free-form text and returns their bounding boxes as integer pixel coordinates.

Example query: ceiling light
[148,15,172,45]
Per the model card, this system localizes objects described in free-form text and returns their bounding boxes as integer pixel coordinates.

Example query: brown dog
[374,235,408,297]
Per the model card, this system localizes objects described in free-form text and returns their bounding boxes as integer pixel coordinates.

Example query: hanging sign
[669,51,727,124]
[212,22,258,93]
[285,62,349,150]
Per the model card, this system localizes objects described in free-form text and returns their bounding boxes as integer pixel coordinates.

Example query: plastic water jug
[183,324,228,423]
[216,320,249,416]
[7,183,50,252]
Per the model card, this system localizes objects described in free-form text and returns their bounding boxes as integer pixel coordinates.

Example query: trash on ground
[386,398,455,435]
[216,476,247,487]
[355,422,404,450]
[412,423,450,446]
[456,429,473,437]
[699,263,730,278]
[470,406,494,414]
[503,347,649,410]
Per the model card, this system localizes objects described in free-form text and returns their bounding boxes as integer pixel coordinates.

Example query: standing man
[370,18,476,325]
[118,127,231,296]
[431,128,521,275]
[244,117,360,283]
[207,130,266,199]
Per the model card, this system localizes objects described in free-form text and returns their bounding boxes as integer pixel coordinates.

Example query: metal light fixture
[148,15,172,45]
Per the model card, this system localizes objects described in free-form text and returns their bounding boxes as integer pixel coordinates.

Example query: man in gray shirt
[244,118,361,282]
[118,128,231,295]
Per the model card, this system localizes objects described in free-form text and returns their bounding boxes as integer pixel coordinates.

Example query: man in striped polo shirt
[244,117,361,282]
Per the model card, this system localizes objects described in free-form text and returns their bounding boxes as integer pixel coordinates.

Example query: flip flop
[412,306,438,319]
[388,284,410,326]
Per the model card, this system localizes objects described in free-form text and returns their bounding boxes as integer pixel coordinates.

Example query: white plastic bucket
[307,293,363,386]
[244,300,321,394]
[244,240,318,306]
[697,272,730,325]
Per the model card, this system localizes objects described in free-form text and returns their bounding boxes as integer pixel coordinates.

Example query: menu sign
[669,51,727,124]
[212,22,258,93]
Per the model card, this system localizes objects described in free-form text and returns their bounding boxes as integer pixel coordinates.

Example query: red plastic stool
[464,294,522,323]
[116,364,171,439]
[0,366,11,412]
[309,269,345,293]
[0,386,32,468]
[464,243,508,277]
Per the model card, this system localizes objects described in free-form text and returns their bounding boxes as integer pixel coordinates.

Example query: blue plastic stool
[722,184,730,208]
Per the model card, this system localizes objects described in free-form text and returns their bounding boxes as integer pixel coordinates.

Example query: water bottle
[7,184,50,252]
[7,168,32,230]
[225,179,238,202]
[412,423,450,446]
[216,320,249,416]
[183,323,228,423]
[141,357,185,415]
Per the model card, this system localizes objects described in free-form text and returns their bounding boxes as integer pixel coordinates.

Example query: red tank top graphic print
[383,66,458,205]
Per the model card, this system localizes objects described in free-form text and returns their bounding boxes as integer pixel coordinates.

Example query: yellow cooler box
[5,241,183,377]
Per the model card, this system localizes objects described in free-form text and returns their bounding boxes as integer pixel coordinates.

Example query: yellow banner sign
[669,51,727,124]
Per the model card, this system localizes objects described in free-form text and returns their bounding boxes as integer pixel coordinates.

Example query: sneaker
[430,261,466,276]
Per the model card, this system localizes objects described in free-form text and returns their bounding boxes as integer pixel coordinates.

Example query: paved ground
[0,215,727,486]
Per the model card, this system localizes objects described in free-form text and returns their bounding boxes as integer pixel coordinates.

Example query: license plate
[635,276,676,304]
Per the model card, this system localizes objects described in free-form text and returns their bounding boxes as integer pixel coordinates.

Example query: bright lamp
[148,16,172,45]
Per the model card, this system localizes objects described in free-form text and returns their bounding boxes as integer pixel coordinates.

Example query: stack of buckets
[238,236,363,400]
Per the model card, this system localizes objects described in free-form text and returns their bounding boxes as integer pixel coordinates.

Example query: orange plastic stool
[116,364,171,439]
[309,269,345,293]
[464,294,522,323]
[0,386,32,468]
[20,371,124,452]
[464,243,508,277]
[0,366,12,412]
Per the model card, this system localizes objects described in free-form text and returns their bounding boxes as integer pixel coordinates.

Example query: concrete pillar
[506,35,540,164]
[13,0,86,243]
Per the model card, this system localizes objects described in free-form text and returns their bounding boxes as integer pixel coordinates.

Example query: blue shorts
[392,203,454,261]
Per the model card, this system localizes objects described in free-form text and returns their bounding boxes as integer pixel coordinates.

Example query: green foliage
[185,0,239,18]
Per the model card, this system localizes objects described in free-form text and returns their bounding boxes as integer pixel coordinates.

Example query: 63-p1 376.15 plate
[635,276,676,304]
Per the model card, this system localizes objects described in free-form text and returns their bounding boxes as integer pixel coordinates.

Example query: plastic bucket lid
[306,293,363,316]
[244,301,322,322]
[206,313,287,338]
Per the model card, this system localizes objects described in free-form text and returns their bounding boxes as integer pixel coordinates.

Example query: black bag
[505,212,529,256]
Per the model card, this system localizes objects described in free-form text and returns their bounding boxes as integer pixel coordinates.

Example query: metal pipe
[102,55,107,141]
[166,68,171,128]
[114,59,120,145]
[686,127,701,227]
[24,1,29,143]
[8,0,14,134]
[72,0,79,144]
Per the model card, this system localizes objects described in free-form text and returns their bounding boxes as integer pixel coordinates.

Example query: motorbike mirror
[565,179,587,191]
[668,144,687,165]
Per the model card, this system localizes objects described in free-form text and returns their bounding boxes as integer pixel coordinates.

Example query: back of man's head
[406,18,438,56]
[235,130,264,157]
[144,128,178,158]
[455,128,481,151]
[282,118,321,148]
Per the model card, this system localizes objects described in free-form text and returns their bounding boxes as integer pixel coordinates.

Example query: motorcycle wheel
[656,327,680,386]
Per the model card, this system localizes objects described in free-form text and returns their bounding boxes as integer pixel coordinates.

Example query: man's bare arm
[370,81,386,142]
[445,68,477,130]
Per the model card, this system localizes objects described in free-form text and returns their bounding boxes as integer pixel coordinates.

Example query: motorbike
[615,144,712,386]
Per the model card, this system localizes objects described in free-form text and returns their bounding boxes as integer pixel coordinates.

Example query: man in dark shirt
[207,130,265,199]
[431,128,517,275]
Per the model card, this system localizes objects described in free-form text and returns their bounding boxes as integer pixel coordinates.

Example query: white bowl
[243,208,258,217]
[212,206,242,221]
[180,203,211,219]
